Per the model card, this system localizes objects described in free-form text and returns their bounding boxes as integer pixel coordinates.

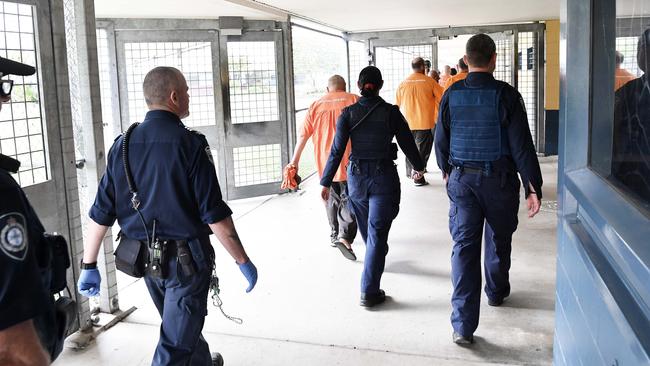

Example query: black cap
[358,66,382,85]
[0,57,35,77]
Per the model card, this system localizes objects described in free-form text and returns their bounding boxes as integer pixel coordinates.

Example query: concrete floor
[56,157,558,366]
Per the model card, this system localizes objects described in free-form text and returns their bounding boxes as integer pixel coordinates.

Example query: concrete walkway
[56,158,558,366]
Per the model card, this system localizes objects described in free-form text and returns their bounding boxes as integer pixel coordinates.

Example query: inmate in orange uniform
[443,71,468,91]
[291,82,359,255]
[300,90,359,181]
[615,68,636,91]
[396,60,444,183]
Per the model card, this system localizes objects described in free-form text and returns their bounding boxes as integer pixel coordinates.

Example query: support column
[63,0,119,314]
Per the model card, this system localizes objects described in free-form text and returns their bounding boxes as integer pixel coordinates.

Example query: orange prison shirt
[443,71,468,91]
[615,68,636,91]
[300,91,359,182]
[395,72,444,130]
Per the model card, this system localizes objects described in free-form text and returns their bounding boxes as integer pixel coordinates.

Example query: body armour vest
[346,101,396,161]
[448,78,511,163]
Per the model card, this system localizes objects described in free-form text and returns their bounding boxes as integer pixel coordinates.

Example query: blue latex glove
[238,260,257,293]
[77,268,101,297]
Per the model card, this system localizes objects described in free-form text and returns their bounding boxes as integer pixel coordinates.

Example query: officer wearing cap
[0,57,55,365]
[435,34,543,344]
[77,66,258,365]
[612,28,650,202]
[321,66,425,307]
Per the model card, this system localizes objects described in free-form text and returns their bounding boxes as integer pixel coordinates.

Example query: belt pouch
[114,237,147,278]
[177,241,197,276]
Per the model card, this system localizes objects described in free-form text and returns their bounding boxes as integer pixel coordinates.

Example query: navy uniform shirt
[434,72,543,198]
[90,110,232,240]
[0,168,50,330]
[321,95,425,187]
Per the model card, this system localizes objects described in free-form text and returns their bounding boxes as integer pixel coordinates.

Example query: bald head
[327,75,346,92]
[143,66,184,106]
[412,57,425,73]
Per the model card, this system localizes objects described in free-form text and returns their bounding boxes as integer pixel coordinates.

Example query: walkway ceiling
[94,0,560,31]
[94,0,646,32]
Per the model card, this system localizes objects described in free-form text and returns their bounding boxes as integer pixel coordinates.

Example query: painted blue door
[556,0,650,365]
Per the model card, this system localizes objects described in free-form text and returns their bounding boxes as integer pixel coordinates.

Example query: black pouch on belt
[114,234,148,278]
[176,240,196,276]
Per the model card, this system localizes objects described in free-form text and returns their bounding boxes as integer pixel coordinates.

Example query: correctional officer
[77,66,258,365]
[434,34,542,344]
[321,66,425,307]
[0,57,54,365]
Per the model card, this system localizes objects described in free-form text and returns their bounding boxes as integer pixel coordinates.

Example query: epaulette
[185,126,205,137]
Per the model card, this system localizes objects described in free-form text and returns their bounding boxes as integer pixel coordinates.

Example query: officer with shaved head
[78,66,258,366]
[286,74,360,260]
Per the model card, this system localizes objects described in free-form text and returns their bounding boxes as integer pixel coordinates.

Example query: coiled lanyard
[122,123,152,247]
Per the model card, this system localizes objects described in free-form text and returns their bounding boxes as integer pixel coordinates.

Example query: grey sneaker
[453,332,474,345]
[414,177,428,186]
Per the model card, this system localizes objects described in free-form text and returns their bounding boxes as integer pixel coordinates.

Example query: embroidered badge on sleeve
[0,212,28,261]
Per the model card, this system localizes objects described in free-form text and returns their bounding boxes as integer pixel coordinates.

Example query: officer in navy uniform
[0,57,55,365]
[320,66,425,307]
[434,34,543,344]
[77,66,258,365]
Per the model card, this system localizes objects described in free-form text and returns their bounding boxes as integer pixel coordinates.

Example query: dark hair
[358,66,383,97]
[466,33,496,68]
[458,57,468,71]
[424,59,431,68]
[638,28,650,73]
[450,68,458,76]
[411,57,425,70]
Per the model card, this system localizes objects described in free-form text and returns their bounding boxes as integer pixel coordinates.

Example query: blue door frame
[556,0,650,365]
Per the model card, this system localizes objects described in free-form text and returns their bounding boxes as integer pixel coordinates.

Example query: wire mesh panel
[517,32,538,144]
[616,36,643,77]
[123,42,215,127]
[0,1,48,186]
[375,44,433,104]
[494,35,513,85]
[348,41,368,90]
[96,28,118,150]
[232,143,282,187]
[227,41,279,124]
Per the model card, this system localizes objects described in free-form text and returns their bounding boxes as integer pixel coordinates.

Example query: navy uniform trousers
[346,160,400,295]
[143,239,214,366]
[446,167,520,336]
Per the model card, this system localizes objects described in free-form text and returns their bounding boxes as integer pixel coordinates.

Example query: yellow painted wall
[545,20,560,110]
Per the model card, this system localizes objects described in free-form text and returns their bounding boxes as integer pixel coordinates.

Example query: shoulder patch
[0,212,28,261]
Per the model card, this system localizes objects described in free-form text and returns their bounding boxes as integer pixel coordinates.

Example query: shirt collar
[358,95,385,105]
[465,72,496,86]
[143,109,183,124]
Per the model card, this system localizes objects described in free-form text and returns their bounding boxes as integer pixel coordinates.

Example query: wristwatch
[80,260,97,270]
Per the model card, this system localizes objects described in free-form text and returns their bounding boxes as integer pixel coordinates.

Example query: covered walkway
[56,157,558,366]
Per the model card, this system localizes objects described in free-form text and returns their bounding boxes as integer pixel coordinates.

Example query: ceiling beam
[223,0,348,32]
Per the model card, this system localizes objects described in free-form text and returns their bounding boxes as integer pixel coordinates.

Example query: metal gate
[0,0,85,328]
[221,30,288,199]
[105,19,289,200]
[373,39,434,104]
